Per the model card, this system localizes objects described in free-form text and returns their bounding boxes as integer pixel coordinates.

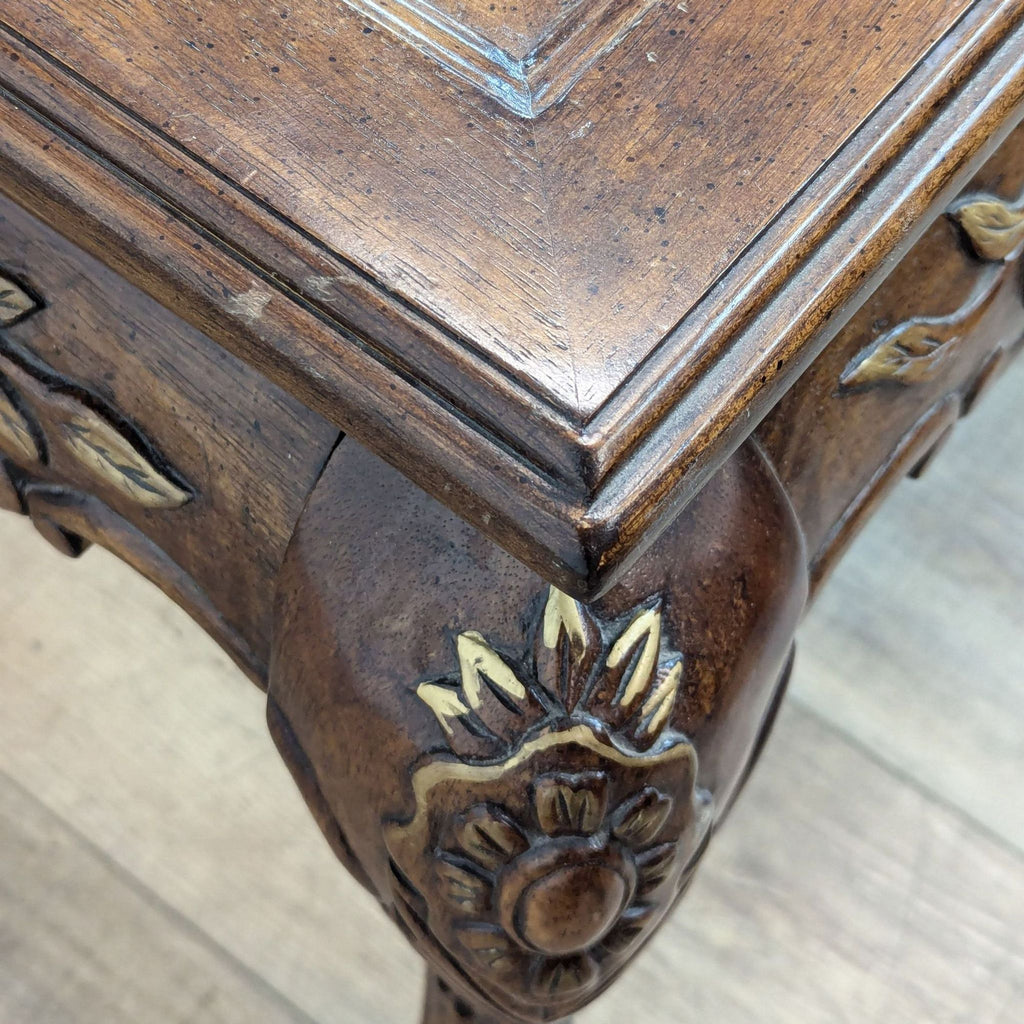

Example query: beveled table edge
[1,6,1023,599]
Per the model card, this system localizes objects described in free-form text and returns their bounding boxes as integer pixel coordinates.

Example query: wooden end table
[1,1,1022,1021]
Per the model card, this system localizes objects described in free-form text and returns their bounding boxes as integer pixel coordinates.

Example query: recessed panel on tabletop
[7,0,978,416]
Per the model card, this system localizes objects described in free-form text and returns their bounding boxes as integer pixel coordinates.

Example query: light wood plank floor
[2,357,1023,1024]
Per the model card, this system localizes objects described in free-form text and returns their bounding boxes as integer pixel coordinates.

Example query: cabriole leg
[267,439,807,1023]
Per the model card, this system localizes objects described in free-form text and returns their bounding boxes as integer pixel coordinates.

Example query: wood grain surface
[2,351,1021,1024]
[3,4,1023,598]
[4,0,981,412]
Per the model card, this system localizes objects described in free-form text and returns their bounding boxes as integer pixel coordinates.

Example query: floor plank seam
[0,764,325,1024]
[787,693,1024,865]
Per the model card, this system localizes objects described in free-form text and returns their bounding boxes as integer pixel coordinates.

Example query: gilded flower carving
[386,587,712,1020]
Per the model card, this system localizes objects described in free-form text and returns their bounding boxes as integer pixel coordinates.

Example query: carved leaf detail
[417,587,690,756]
[436,856,490,913]
[0,277,39,327]
[600,903,657,953]
[535,586,598,712]
[457,631,527,709]
[0,381,42,464]
[839,322,960,391]
[417,682,471,736]
[454,924,518,975]
[952,197,1024,261]
[636,659,684,741]
[607,605,662,710]
[532,955,598,998]
[840,266,1005,394]
[533,773,608,836]
[454,805,528,871]
[635,843,677,895]
[57,406,192,510]
[612,787,673,847]
[542,587,588,652]
[418,629,544,750]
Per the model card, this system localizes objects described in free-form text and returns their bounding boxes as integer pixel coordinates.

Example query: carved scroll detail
[387,587,711,1020]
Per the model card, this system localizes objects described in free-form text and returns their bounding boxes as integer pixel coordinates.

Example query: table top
[2,0,1023,595]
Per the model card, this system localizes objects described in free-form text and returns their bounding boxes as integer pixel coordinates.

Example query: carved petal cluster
[418,587,686,757]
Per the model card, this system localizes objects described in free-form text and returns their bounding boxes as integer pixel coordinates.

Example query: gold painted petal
[0,381,42,465]
[457,631,527,710]
[839,321,957,391]
[636,659,683,742]
[607,605,662,710]
[454,804,528,871]
[436,855,491,913]
[535,587,599,713]
[531,954,599,999]
[57,406,192,509]
[635,842,677,895]
[542,587,588,653]
[612,787,673,847]
[417,681,471,736]
[534,773,608,836]
[952,197,1024,261]
[454,924,519,976]
[0,276,39,327]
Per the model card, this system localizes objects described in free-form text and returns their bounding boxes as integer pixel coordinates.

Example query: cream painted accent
[388,725,697,862]
[608,606,662,709]
[0,387,41,464]
[0,275,38,327]
[416,682,470,736]
[542,586,587,653]
[456,630,527,709]
[953,196,1024,261]
[639,661,684,738]
[59,408,192,510]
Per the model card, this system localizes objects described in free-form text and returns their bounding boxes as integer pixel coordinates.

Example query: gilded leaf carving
[0,276,40,327]
[0,381,43,464]
[839,320,960,391]
[57,404,192,510]
[0,312,193,523]
[607,605,662,709]
[952,196,1024,261]
[839,270,1004,393]
[415,587,686,757]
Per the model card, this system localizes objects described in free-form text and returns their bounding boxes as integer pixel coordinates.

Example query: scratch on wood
[226,288,271,324]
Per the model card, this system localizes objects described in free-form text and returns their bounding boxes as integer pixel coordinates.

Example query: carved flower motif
[438,776,679,1000]
[386,587,713,1020]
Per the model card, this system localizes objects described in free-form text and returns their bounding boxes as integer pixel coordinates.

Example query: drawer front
[758,119,1024,587]
[0,193,338,678]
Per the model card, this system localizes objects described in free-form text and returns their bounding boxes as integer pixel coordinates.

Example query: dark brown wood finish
[269,438,805,1023]
[0,191,339,680]
[1,2,1023,1022]
[1,3,1023,594]
[758,118,1024,590]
